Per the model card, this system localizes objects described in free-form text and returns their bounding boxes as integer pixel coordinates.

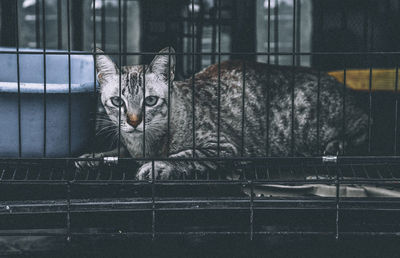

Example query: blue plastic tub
[0,48,97,157]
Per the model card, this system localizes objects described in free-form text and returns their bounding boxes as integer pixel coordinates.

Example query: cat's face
[95,47,175,139]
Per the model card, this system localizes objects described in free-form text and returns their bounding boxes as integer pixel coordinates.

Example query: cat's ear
[94,48,119,83]
[148,47,175,81]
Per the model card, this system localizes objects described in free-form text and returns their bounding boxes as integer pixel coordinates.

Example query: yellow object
[328,69,399,91]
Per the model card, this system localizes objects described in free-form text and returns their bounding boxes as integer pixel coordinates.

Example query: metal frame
[1,0,400,253]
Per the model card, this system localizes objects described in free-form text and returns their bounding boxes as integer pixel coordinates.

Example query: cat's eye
[110,97,125,107]
[144,96,159,107]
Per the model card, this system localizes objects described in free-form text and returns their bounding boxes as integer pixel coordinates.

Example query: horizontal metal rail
[1,50,400,56]
[3,197,400,215]
[3,231,397,237]
[2,156,400,163]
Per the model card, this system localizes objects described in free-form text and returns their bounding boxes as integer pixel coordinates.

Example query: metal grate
[2,157,400,182]
[1,158,400,256]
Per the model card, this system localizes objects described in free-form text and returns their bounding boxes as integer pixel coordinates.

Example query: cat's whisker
[95,118,114,123]
[96,125,117,133]
[96,130,113,137]
[96,122,117,128]
[96,127,118,137]
[95,120,116,127]
[96,123,116,128]
[97,128,119,147]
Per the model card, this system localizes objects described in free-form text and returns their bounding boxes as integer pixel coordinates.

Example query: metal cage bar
[35,0,41,48]
[118,0,123,157]
[316,68,321,155]
[151,159,156,240]
[217,0,221,156]
[142,63,146,157]
[273,0,279,65]
[342,62,346,155]
[15,0,21,157]
[101,0,106,50]
[368,65,373,153]
[395,64,399,155]
[335,158,340,240]
[92,0,98,158]
[241,61,246,156]
[167,47,172,156]
[290,0,296,155]
[122,0,128,66]
[191,0,196,157]
[57,0,62,49]
[67,0,72,156]
[42,0,47,157]
[266,0,271,157]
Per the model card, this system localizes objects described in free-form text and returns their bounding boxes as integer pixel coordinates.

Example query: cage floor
[1,157,400,256]
[2,157,400,182]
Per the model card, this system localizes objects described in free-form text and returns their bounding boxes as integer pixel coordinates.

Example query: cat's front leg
[135,155,217,180]
[136,161,178,180]
[74,146,128,170]
[136,149,206,180]
[136,141,238,180]
[74,152,105,169]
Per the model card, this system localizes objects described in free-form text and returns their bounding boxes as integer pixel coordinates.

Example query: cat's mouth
[124,128,142,134]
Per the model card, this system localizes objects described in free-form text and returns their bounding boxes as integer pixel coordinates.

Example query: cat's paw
[136,162,175,180]
[74,153,103,170]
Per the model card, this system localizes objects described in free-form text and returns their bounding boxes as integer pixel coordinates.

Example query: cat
[75,47,369,180]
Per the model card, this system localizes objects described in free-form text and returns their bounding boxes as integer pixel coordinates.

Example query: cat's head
[95,47,175,139]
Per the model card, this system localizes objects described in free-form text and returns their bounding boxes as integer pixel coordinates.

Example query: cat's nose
[127,113,142,128]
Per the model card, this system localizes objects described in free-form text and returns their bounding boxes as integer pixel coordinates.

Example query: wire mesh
[1,0,400,253]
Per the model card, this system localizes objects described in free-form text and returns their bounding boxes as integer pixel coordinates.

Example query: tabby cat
[75,47,368,179]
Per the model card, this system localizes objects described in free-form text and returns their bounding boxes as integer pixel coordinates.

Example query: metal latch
[103,156,119,166]
[322,155,337,163]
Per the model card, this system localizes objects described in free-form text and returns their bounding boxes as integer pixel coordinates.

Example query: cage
[1,0,400,256]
